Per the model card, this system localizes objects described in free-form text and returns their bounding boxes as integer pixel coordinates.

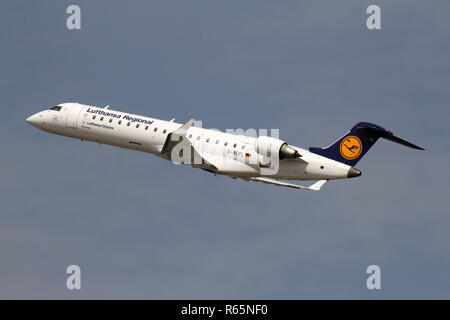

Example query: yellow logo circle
[340,136,362,160]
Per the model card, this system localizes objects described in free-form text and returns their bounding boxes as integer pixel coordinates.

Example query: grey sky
[1,0,449,298]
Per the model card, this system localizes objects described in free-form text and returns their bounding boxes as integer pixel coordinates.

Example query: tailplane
[309,122,424,166]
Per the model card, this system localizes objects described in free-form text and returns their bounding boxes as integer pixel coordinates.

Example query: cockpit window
[49,106,62,111]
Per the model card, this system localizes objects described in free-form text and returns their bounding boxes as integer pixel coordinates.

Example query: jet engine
[255,136,301,160]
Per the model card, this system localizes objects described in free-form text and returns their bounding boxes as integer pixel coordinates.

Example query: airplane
[26,103,424,191]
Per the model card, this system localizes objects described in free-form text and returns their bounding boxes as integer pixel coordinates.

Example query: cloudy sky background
[1,0,449,298]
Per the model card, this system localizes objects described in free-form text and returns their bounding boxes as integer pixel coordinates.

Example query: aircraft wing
[161,119,219,172]
[161,119,195,156]
[246,177,327,191]
[161,119,309,177]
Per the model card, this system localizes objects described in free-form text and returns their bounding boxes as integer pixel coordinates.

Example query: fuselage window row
[88,114,164,133]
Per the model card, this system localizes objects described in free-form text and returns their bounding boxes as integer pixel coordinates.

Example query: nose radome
[347,167,362,178]
[26,113,40,127]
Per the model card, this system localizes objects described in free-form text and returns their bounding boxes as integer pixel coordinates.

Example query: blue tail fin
[309,122,424,166]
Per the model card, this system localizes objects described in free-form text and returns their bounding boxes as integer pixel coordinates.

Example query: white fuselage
[26,103,354,181]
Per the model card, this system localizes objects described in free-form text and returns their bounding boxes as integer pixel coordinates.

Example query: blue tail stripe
[309,122,393,166]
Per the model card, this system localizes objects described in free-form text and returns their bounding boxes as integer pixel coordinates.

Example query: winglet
[177,119,195,135]
[308,179,327,191]
[248,177,328,191]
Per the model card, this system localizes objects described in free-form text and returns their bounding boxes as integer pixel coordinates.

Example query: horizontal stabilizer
[380,134,424,150]
[355,125,424,150]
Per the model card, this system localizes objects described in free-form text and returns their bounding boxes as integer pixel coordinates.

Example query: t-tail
[309,122,424,167]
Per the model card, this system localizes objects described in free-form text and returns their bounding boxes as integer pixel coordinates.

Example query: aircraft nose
[347,167,362,178]
[26,113,40,127]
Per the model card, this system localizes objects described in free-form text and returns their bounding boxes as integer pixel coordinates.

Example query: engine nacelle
[255,136,301,160]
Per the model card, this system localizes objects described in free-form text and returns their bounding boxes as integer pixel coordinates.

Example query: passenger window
[154,128,158,132]
[118,120,122,125]
[163,129,167,134]
[100,117,104,121]
[241,145,245,150]
[206,138,210,143]
[233,143,237,148]
[224,142,228,146]
[145,126,149,130]
[92,115,96,120]
[189,134,193,138]
[197,136,201,140]
[215,140,219,144]
[136,124,140,128]
[109,119,113,123]
[127,122,130,126]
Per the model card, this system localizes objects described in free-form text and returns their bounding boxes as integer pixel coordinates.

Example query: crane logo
[340,136,362,160]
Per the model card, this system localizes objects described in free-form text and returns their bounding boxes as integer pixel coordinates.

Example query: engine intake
[255,136,301,160]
